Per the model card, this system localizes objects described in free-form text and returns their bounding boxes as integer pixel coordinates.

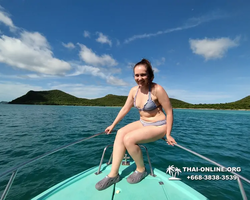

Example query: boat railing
[161,138,250,200]
[95,144,156,177]
[0,131,107,200]
[0,132,249,200]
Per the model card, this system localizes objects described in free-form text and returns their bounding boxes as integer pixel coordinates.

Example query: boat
[1,131,249,200]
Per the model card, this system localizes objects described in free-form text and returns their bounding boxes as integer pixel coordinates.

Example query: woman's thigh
[115,120,143,140]
[124,125,167,144]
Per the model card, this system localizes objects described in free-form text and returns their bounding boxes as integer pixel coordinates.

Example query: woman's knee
[115,128,127,143]
[123,134,135,148]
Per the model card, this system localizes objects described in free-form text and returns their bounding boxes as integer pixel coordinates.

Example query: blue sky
[0,1,249,103]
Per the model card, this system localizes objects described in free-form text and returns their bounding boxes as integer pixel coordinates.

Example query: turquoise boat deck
[32,161,208,200]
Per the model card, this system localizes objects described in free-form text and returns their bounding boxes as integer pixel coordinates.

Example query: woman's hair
[133,58,154,83]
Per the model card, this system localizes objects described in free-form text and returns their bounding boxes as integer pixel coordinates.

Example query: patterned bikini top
[133,85,161,111]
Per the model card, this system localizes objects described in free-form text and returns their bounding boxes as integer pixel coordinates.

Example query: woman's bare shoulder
[130,86,138,96]
[152,83,167,96]
[152,83,164,91]
[131,85,138,90]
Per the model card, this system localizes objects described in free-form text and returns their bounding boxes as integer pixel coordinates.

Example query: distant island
[8,90,250,110]
[0,101,8,104]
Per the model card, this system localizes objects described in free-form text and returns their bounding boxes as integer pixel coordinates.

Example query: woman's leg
[123,125,166,172]
[95,123,166,190]
[108,120,143,177]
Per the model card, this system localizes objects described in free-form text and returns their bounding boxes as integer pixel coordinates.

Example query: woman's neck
[139,83,150,93]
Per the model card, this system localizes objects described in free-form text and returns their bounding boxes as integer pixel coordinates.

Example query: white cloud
[153,57,165,67]
[22,74,46,79]
[96,32,112,46]
[153,68,159,73]
[0,31,71,75]
[126,62,135,69]
[19,74,57,79]
[0,72,66,80]
[107,68,121,74]
[185,10,227,27]
[124,11,226,43]
[62,42,75,49]
[68,65,105,78]
[21,31,49,48]
[0,7,71,75]
[0,8,16,29]
[106,76,128,86]
[124,27,183,43]
[78,44,117,67]
[49,83,129,99]
[189,37,240,60]
[83,30,90,38]
[68,64,128,86]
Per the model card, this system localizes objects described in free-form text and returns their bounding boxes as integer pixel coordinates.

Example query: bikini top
[133,85,161,111]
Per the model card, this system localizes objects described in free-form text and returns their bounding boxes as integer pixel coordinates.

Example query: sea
[0,104,249,200]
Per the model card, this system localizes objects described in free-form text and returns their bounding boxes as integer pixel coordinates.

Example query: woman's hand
[105,124,115,134]
[166,135,177,146]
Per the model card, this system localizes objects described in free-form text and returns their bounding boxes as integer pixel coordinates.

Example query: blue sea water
[0,104,249,200]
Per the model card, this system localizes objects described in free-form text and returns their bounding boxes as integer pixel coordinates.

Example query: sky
[0,0,249,104]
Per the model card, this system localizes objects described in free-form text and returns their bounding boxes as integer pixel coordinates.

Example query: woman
[95,58,176,190]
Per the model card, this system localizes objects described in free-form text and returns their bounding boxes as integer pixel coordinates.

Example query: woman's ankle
[108,172,118,178]
[136,167,145,173]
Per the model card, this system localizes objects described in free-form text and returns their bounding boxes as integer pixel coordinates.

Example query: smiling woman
[134,59,154,85]
[95,58,176,190]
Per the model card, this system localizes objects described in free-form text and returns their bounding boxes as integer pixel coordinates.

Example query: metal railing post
[107,152,113,165]
[0,170,18,200]
[95,144,113,175]
[237,177,248,200]
[139,145,156,177]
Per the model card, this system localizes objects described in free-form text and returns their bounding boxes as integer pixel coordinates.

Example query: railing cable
[0,130,111,200]
[162,138,249,200]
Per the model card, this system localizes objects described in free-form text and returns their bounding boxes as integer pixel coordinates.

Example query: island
[8,90,250,110]
[0,101,9,104]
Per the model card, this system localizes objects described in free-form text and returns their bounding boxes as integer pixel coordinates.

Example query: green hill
[179,95,250,110]
[9,90,126,106]
[9,90,90,105]
[93,94,127,106]
[8,90,250,109]
[168,98,191,108]
[233,95,250,104]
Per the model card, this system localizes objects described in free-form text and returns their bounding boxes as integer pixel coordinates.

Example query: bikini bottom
[140,118,166,127]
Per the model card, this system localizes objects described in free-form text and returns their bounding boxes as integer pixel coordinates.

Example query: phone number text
[187,175,238,181]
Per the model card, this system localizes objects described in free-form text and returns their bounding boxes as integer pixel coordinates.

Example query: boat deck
[32,161,208,200]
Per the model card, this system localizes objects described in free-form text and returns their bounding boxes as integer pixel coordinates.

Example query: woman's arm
[111,87,135,127]
[156,85,176,145]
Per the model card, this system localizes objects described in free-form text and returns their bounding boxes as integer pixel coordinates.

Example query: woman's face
[134,64,149,87]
